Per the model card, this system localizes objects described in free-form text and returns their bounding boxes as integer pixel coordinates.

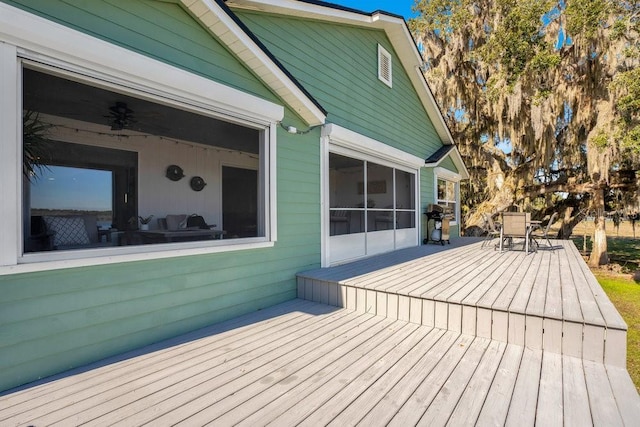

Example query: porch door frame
[320,124,424,267]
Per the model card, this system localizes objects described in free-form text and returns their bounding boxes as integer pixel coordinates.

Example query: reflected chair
[531,212,558,251]
[186,214,216,229]
[330,208,350,234]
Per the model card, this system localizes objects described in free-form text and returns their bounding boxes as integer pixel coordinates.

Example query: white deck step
[297,239,628,366]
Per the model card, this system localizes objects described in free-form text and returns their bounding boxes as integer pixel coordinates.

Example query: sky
[332,0,418,20]
[31,166,113,211]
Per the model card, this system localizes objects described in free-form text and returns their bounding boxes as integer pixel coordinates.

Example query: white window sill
[2,240,274,276]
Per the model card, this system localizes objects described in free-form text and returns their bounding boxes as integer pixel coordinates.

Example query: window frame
[321,124,423,267]
[434,167,461,226]
[0,6,284,272]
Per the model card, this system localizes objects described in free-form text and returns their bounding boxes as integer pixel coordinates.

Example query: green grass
[572,236,640,272]
[571,234,640,390]
[595,272,640,392]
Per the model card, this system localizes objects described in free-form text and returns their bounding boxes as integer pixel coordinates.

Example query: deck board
[241,325,436,426]
[180,320,420,426]
[354,331,463,426]
[0,299,325,420]
[565,242,608,326]
[417,337,492,426]
[385,334,477,427]
[37,306,362,425]
[559,246,584,323]
[504,347,542,426]
[324,329,447,426]
[507,253,543,314]
[563,356,593,427]
[96,312,385,426]
[1,299,638,426]
[474,251,528,309]
[525,250,551,318]
[584,360,625,426]
[475,344,524,426]
[536,352,564,426]
[568,243,627,329]
[446,339,507,425]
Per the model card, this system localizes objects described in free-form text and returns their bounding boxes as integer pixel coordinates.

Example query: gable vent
[378,44,392,88]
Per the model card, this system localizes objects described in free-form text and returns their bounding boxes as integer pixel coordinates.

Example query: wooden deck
[1,298,638,426]
[298,238,628,367]
[2,239,638,425]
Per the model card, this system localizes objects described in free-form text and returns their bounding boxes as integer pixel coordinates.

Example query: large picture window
[22,66,268,254]
[329,152,416,236]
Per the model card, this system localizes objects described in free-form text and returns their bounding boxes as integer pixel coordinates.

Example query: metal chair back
[544,212,558,235]
[501,212,527,238]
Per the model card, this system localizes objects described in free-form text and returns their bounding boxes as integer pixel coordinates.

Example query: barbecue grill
[423,204,450,245]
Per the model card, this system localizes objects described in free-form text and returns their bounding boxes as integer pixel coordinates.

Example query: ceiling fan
[107,101,136,130]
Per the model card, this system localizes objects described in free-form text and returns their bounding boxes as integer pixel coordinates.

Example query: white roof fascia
[180,0,326,126]
[228,0,455,145]
[424,145,470,180]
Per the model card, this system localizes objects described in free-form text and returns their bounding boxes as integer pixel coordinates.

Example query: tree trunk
[558,207,574,239]
[464,179,516,228]
[588,188,609,267]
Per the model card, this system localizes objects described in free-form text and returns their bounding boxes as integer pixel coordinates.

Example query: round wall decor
[166,164,185,181]
[190,176,207,191]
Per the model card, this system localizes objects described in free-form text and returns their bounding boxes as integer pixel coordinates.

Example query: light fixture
[107,102,136,130]
[279,122,321,135]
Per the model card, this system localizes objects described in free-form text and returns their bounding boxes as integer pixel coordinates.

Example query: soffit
[226,0,455,145]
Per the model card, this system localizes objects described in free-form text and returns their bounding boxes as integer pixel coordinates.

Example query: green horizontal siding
[0,109,321,392]
[2,0,278,102]
[234,11,442,159]
[439,156,459,174]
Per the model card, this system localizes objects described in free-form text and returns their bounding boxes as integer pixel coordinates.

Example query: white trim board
[323,123,424,169]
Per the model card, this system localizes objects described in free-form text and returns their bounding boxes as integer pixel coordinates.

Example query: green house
[0,0,468,392]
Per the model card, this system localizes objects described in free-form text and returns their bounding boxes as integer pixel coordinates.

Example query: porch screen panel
[367,162,394,231]
[396,169,416,229]
[329,153,364,236]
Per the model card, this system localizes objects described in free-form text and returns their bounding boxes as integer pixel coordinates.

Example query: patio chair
[481,213,501,248]
[330,208,351,234]
[531,212,558,251]
[501,212,534,252]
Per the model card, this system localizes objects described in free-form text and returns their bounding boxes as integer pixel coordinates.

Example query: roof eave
[425,145,470,180]
[180,0,326,126]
